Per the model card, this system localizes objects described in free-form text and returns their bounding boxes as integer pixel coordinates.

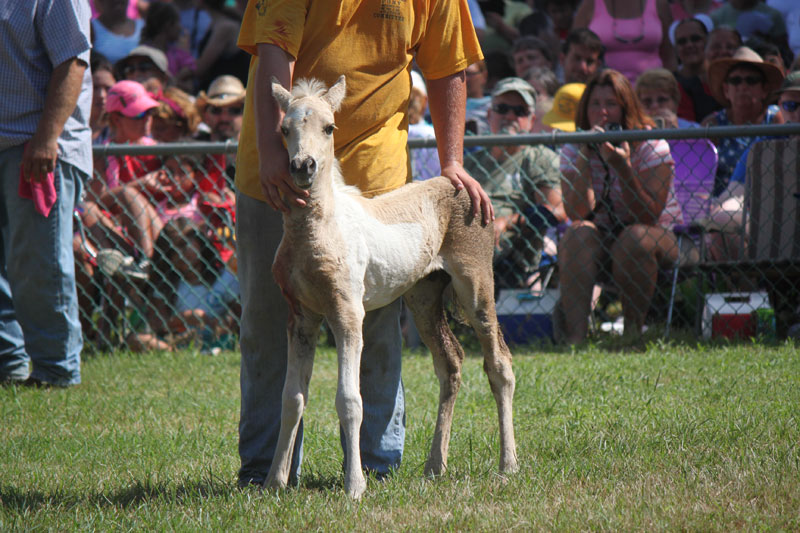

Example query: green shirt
[465,144,561,219]
[465,143,561,286]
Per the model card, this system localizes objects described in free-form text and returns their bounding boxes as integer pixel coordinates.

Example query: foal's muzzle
[289,157,317,189]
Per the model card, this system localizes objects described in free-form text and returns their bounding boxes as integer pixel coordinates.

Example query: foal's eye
[324,124,335,136]
[280,126,289,136]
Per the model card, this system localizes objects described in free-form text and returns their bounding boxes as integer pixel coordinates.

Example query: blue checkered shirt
[0,0,93,177]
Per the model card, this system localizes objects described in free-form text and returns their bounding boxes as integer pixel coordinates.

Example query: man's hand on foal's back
[441,161,495,225]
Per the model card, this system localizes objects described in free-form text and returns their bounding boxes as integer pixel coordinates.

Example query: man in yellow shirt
[236,0,492,487]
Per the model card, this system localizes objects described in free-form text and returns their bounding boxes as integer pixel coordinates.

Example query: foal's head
[272,76,346,190]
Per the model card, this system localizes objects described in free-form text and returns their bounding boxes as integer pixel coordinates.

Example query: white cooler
[702,291,771,340]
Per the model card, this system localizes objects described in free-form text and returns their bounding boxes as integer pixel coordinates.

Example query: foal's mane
[290,78,329,100]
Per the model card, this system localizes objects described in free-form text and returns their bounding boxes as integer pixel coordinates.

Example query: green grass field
[2,340,799,531]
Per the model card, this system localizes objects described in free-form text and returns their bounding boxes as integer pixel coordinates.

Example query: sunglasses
[127,110,149,120]
[780,100,800,112]
[492,103,529,118]
[208,105,244,116]
[675,34,704,46]
[123,62,158,76]
[725,75,764,86]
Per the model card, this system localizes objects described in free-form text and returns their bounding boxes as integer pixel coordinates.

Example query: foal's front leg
[327,301,367,499]
[264,308,322,490]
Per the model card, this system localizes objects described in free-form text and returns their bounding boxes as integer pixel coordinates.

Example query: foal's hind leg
[404,271,465,477]
[449,268,518,474]
[265,308,322,490]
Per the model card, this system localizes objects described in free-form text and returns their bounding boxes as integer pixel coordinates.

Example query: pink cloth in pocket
[18,166,57,218]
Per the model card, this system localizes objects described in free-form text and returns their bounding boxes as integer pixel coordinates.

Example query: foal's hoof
[500,457,519,474]
[345,478,366,499]
[263,473,287,491]
[423,461,446,479]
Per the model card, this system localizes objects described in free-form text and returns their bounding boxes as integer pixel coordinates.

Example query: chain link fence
[81,125,800,352]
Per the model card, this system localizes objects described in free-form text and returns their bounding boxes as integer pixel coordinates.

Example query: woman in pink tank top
[574,0,675,84]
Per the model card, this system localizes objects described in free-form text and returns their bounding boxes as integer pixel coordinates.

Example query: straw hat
[541,83,585,132]
[708,46,784,107]
[196,75,246,109]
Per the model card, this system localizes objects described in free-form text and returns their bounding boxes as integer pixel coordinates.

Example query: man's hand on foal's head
[440,161,495,225]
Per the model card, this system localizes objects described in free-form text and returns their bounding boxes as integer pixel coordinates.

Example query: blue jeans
[236,192,405,485]
[0,145,83,386]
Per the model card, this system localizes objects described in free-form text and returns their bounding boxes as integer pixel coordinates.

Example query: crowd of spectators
[78,0,245,352]
[79,0,800,348]
[462,0,799,341]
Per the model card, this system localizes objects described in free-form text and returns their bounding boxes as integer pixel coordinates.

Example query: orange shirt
[235,0,482,200]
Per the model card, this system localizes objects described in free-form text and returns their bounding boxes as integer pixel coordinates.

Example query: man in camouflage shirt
[466,77,566,288]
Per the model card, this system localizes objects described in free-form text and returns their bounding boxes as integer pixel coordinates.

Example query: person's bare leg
[558,222,603,343]
[612,225,677,336]
[108,187,164,258]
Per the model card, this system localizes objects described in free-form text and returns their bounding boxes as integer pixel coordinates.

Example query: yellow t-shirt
[236,0,482,200]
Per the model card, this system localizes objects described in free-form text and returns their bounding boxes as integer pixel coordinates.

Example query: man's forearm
[426,71,467,168]
[35,58,86,144]
[254,44,295,152]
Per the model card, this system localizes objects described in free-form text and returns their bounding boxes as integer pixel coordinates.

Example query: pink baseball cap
[106,80,160,117]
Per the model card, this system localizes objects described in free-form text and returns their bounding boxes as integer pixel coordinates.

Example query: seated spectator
[702,46,784,195]
[544,0,578,43]
[195,0,250,91]
[195,75,245,142]
[558,68,681,342]
[560,27,604,85]
[129,217,239,353]
[114,44,171,96]
[151,86,202,142]
[140,1,197,93]
[708,71,800,259]
[706,26,743,63]
[710,0,787,47]
[90,52,116,146]
[635,68,701,128]
[195,74,247,192]
[542,82,586,131]
[512,36,557,78]
[766,0,800,62]
[671,16,721,122]
[91,0,145,64]
[669,0,721,20]
[746,36,789,75]
[89,80,164,261]
[173,0,212,59]
[484,49,517,92]
[480,0,534,55]
[523,66,560,133]
[407,71,440,181]
[465,60,492,135]
[464,77,567,288]
[573,0,676,84]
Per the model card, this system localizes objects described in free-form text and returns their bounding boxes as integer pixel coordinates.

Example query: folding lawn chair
[664,138,718,337]
[685,137,800,338]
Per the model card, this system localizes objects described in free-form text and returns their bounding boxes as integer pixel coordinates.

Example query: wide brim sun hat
[196,75,246,110]
[708,46,784,108]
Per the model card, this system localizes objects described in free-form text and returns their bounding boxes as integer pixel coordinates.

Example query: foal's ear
[323,75,347,112]
[271,76,291,112]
